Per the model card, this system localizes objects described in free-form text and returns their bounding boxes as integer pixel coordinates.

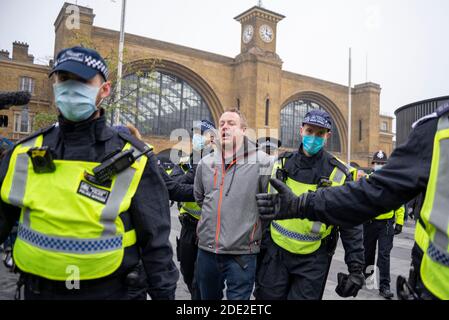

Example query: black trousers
[22,273,129,300]
[363,218,394,290]
[254,240,332,300]
[176,214,199,300]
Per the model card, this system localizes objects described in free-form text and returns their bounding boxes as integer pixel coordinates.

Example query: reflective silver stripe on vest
[8,137,38,207]
[22,207,31,227]
[182,206,201,216]
[311,167,345,236]
[331,167,345,184]
[272,221,322,242]
[427,115,449,254]
[310,222,322,235]
[18,224,122,254]
[100,147,141,236]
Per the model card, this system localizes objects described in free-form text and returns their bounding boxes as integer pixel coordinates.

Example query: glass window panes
[381,121,388,132]
[20,77,34,93]
[110,71,214,137]
[280,99,341,152]
[13,107,32,133]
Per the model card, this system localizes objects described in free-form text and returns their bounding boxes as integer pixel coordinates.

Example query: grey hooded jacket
[194,137,273,255]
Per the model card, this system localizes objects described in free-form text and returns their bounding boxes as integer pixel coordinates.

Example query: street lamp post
[347,48,352,165]
[114,0,127,126]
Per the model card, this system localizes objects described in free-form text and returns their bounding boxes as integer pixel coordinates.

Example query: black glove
[256,178,308,220]
[394,224,403,235]
[335,272,365,298]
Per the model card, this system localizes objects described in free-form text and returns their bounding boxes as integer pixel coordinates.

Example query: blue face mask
[53,80,100,122]
[192,134,206,151]
[302,135,325,156]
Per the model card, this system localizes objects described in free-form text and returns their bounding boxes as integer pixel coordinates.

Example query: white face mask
[373,164,384,171]
[192,134,206,151]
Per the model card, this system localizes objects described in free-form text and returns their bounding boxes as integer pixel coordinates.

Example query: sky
[1,0,448,119]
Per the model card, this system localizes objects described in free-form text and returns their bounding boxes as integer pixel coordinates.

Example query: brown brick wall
[0,3,393,166]
[0,59,53,141]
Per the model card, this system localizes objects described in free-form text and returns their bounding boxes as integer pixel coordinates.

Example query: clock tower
[233,5,285,133]
[234,5,284,55]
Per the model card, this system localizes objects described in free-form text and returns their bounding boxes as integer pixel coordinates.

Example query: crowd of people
[0,46,445,301]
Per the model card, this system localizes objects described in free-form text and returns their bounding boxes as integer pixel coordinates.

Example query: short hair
[222,107,248,128]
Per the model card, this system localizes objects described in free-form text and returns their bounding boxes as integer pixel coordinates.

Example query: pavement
[0,207,416,300]
[171,207,416,300]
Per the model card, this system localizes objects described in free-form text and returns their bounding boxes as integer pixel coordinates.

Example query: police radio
[317,177,333,189]
[93,146,153,184]
[276,168,288,182]
[27,146,56,173]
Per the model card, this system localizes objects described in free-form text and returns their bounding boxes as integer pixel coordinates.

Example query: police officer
[363,151,405,299]
[170,119,216,300]
[255,110,365,300]
[256,103,449,300]
[0,47,179,300]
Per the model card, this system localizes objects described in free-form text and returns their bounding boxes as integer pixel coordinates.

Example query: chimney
[0,49,10,60]
[12,41,34,63]
[54,3,95,57]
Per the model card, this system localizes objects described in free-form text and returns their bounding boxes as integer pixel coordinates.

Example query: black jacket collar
[58,108,114,143]
[297,143,325,166]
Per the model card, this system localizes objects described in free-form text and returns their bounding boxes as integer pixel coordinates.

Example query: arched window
[280,99,341,152]
[112,70,214,136]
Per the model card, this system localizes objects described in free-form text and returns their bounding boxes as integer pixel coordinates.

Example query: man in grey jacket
[194,108,272,300]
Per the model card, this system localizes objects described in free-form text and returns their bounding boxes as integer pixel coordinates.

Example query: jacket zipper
[214,158,237,253]
[215,165,225,253]
[213,167,218,188]
[249,221,258,253]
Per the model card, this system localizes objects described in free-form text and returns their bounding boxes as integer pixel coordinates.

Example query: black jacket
[304,116,437,227]
[170,148,214,186]
[276,147,365,269]
[0,113,179,299]
[303,108,448,275]
[158,166,195,202]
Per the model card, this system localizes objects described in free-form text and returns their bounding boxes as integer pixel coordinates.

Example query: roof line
[394,95,449,115]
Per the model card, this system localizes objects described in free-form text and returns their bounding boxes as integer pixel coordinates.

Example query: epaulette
[117,131,153,154]
[411,102,449,129]
[329,156,351,177]
[15,124,56,146]
[278,151,294,160]
[277,151,294,167]
[436,102,449,117]
[412,112,438,129]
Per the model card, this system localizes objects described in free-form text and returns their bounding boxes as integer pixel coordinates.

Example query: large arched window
[280,99,341,152]
[112,70,214,136]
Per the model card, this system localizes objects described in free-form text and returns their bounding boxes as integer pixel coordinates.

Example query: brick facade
[0,3,393,166]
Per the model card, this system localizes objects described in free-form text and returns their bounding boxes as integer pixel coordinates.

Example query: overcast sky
[1,0,448,118]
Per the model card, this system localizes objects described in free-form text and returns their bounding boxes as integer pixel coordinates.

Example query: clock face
[242,25,254,44]
[259,24,274,43]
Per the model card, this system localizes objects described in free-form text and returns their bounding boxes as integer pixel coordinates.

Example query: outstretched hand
[256,178,306,220]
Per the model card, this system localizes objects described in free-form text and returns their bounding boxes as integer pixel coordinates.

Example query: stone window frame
[111,70,215,137]
[280,99,342,152]
[19,76,35,94]
[13,107,33,134]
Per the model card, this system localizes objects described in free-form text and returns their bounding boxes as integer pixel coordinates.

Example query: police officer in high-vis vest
[256,103,449,300]
[170,119,215,300]
[255,110,365,300]
[0,47,178,300]
[363,151,405,299]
